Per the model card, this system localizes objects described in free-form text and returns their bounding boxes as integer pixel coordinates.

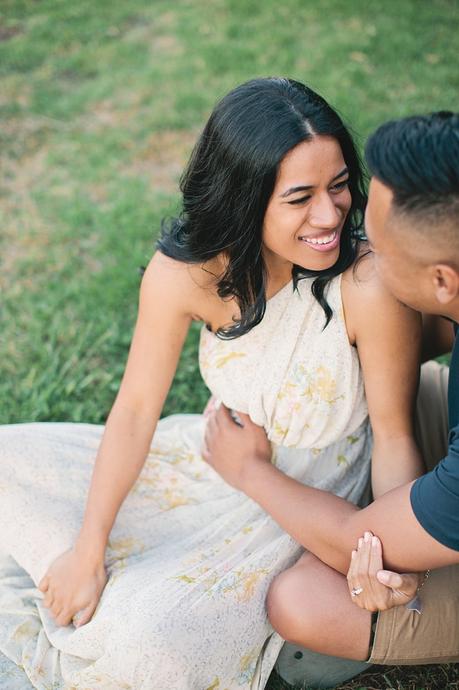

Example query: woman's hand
[347,531,423,612]
[203,403,272,490]
[38,545,107,628]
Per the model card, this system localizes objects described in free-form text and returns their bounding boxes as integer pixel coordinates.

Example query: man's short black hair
[365,112,459,222]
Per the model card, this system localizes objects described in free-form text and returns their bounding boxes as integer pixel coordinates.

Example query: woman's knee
[267,554,321,645]
[267,569,297,641]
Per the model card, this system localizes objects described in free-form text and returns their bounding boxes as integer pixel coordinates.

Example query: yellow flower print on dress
[174,574,197,584]
[215,351,247,368]
[69,673,131,690]
[276,381,297,401]
[12,619,40,643]
[132,449,196,508]
[148,445,197,466]
[107,536,145,560]
[210,567,271,602]
[200,329,247,370]
[236,648,259,685]
[105,536,146,577]
[300,365,343,404]
[277,363,344,407]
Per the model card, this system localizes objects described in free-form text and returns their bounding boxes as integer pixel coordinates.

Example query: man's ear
[430,264,459,305]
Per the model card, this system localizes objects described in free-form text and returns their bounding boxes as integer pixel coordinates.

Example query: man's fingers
[206,411,218,436]
[377,570,421,599]
[204,411,218,443]
[218,405,255,430]
[376,570,404,589]
[216,404,234,425]
[203,396,217,418]
[205,404,219,427]
[233,411,252,427]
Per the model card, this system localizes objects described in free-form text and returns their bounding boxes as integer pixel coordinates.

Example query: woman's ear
[430,264,459,305]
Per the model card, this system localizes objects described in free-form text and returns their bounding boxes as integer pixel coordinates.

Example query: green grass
[1,0,459,687]
[269,663,459,689]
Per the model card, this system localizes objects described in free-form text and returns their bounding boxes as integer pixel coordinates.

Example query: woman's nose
[309,193,341,229]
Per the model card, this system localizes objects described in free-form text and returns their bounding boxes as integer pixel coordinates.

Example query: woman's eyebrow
[280,167,349,198]
[280,184,313,198]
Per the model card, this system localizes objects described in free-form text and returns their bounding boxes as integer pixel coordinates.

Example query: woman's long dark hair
[158,77,367,338]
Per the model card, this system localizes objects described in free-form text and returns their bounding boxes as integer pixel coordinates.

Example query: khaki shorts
[369,361,459,665]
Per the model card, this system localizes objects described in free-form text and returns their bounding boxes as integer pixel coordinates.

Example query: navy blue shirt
[410,325,459,551]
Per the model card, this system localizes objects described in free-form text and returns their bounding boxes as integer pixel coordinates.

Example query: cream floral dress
[0,275,372,690]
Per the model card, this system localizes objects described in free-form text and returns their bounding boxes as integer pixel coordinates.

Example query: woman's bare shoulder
[342,242,378,289]
[142,251,222,317]
[342,244,419,344]
[342,244,393,306]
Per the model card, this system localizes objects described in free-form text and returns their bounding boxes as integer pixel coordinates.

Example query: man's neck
[444,305,459,324]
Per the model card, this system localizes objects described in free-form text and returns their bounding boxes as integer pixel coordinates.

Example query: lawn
[1,0,459,687]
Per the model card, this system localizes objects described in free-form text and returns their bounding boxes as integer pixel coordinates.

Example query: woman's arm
[39,252,195,627]
[342,254,425,498]
[76,253,193,550]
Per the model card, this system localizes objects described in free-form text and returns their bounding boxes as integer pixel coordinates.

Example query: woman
[0,78,423,689]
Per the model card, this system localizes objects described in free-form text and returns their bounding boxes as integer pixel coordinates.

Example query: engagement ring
[351,586,364,597]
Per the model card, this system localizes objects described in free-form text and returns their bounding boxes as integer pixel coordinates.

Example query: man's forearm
[242,461,359,573]
[241,459,459,574]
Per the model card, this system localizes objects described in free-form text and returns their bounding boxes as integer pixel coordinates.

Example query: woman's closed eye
[288,194,312,205]
[287,179,349,205]
[330,178,350,193]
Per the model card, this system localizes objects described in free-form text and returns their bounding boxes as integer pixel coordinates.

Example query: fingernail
[351,550,356,559]
[358,538,363,548]
[377,570,391,584]
[372,536,379,547]
[364,531,372,542]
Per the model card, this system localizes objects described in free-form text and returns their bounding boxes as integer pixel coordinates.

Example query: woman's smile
[298,228,341,252]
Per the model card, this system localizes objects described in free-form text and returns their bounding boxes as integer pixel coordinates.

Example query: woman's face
[262,136,352,275]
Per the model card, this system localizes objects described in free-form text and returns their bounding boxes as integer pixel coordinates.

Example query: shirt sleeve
[410,436,459,551]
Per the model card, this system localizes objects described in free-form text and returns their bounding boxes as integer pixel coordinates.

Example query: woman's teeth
[300,231,337,246]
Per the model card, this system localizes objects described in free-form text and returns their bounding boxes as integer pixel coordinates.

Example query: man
[203,112,459,687]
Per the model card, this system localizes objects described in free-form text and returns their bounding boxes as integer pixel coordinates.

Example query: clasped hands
[203,402,422,613]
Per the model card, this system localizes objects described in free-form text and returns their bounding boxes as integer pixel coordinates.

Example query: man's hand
[202,403,272,490]
[347,531,423,612]
[202,395,217,419]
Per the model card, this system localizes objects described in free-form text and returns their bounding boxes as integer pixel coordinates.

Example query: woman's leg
[267,551,372,660]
